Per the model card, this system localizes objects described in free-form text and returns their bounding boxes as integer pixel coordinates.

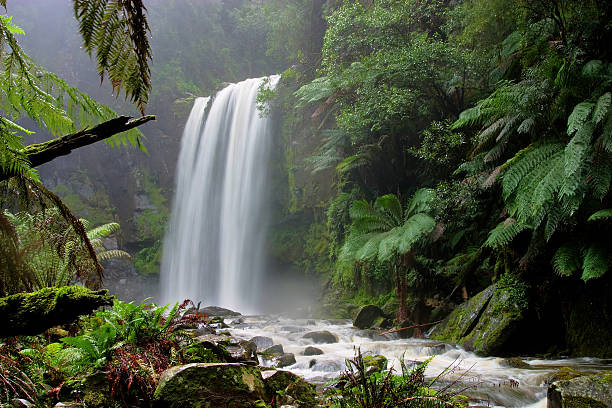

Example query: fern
[294,76,335,107]
[593,92,611,124]
[552,244,580,276]
[588,209,612,221]
[581,244,609,281]
[566,102,594,135]
[485,218,528,248]
[73,0,152,113]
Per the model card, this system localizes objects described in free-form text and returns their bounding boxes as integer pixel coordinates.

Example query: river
[226,314,611,407]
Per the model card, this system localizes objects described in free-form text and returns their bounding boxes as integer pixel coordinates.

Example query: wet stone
[303,346,323,356]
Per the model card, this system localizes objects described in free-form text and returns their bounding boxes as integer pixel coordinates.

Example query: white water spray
[161,76,279,313]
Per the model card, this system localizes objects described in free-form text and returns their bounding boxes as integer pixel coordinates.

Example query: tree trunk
[0,115,155,182]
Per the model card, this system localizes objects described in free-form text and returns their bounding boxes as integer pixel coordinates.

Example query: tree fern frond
[336,153,369,173]
[581,243,609,281]
[601,115,612,153]
[97,249,131,262]
[294,76,335,107]
[593,92,611,124]
[588,209,612,221]
[398,213,435,253]
[73,0,152,113]
[567,102,594,135]
[87,222,120,240]
[485,218,528,248]
[404,188,434,218]
[502,143,563,200]
[552,243,580,276]
[374,194,403,226]
[589,152,612,200]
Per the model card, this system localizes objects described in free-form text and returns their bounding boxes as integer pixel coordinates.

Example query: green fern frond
[336,153,368,173]
[73,0,152,113]
[485,218,528,248]
[374,194,403,225]
[552,244,580,276]
[601,115,612,153]
[581,243,609,281]
[567,102,594,135]
[97,249,131,262]
[589,152,612,200]
[593,92,611,124]
[404,188,434,218]
[87,222,121,240]
[398,213,436,253]
[502,143,563,201]
[294,76,335,107]
[588,209,612,221]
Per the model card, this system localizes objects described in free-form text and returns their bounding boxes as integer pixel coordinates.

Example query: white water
[227,315,612,408]
[161,76,280,313]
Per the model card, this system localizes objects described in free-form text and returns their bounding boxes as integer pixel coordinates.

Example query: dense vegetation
[263,0,612,355]
[1,0,611,405]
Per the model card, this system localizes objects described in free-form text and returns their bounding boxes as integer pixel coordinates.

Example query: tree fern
[588,209,612,221]
[581,243,609,281]
[294,76,335,107]
[552,244,580,276]
[485,218,528,248]
[73,0,152,113]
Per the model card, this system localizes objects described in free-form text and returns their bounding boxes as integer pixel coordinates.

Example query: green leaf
[567,102,594,135]
[593,92,611,124]
[587,209,612,221]
[485,218,528,248]
[581,244,609,281]
[552,244,580,276]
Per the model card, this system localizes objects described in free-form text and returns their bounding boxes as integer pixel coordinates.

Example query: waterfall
[161,76,279,313]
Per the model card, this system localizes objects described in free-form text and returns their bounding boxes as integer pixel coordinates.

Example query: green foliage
[327,350,463,408]
[73,0,152,113]
[495,273,529,312]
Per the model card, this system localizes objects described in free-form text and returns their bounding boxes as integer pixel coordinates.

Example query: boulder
[429,284,525,356]
[303,346,323,356]
[262,344,284,357]
[198,305,241,317]
[353,305,391,330]
[264,370,318,408]
[226,340,258,365]
[362,355,387,372]
[276,353,297,368]
[499,358,530,369]
[547,371,612,408]
[302,331,338,344]
[153,363,267,408]
[250,336,274,351]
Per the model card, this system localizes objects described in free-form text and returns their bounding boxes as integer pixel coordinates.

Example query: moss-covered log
[0,286,113,337]
[0,115,155,182]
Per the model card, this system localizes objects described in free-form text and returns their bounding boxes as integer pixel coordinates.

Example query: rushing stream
[225,314,611,408]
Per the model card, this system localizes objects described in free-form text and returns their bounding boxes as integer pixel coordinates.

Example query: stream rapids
[225,314,611,408]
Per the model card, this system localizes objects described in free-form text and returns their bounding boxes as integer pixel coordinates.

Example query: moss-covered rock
[362,355,388,373]
[153,363,268,408]
[429,284,496,343]
[353,305,391,330]
[429,283,526,356]
[547,371,612,408]
[264,370,318,408]
[0,286,113,337]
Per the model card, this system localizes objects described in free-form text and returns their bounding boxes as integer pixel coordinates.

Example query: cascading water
[161,76,280,313]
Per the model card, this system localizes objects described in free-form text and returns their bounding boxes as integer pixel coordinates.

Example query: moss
[0,286,113,337]
[563,395,607,408]
[83,390,111,408]
[153,363,267,407]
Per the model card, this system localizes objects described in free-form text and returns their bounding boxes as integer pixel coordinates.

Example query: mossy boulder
[0,286,113,337]
[362,355,388,373]
[264,370,318,408]
[429,284,525,356]
[153,363,268,408]
[547,371,612,408]
[302,331,338,344]
[353,305,391,330]
[429,284,496,343]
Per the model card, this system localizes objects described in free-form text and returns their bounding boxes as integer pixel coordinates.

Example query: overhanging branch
[0,115,155,182]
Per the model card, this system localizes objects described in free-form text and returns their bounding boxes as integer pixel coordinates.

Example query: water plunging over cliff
[161,76,280,313]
